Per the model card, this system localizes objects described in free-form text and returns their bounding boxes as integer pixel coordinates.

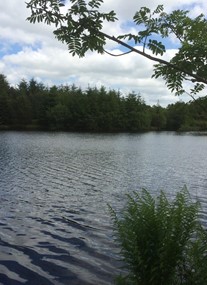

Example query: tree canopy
[26,0,207,100]
[0,74,207,132]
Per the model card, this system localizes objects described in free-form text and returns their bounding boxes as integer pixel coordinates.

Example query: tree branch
[99,31,207,85]
[103,49,133,57]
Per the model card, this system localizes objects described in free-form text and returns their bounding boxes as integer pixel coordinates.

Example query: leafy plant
[26,1,207,100]
[109,187,207,285]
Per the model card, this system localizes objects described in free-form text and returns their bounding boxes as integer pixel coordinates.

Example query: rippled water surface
[0,131,207,284]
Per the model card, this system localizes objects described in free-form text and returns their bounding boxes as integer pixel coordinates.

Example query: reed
[109,186,207,285]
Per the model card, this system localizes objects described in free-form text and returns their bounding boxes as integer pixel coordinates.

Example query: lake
[0,131,207,285]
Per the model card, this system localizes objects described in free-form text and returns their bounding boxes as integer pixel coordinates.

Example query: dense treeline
[0,74,206,132]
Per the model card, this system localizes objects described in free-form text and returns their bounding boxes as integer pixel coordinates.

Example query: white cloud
[0,0,206,106]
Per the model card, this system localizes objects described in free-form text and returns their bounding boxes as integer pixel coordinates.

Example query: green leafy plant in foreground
[109,187,207,285]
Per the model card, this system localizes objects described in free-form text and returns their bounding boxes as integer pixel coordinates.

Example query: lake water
[0,131,207,285]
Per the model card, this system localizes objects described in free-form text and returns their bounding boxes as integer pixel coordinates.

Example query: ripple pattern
[0,131,207,284]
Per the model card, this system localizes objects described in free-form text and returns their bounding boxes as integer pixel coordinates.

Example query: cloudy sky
[0,0,206,106]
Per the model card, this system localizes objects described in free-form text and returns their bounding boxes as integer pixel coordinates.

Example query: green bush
[109,187,207,285]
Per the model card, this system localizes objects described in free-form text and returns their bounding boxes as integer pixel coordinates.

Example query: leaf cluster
[26,2,207,98]
[109,187,207,285]
[26,0,117,56]
[119,6,207,96]
[121,5,166,56]
[26,0,65,26]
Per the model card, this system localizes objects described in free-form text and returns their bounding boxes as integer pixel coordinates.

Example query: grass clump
[109,186,207,285]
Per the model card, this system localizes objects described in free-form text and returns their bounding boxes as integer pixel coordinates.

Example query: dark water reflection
[0,131,207,284]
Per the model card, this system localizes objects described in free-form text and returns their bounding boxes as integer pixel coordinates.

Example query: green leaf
[153,4,164,14]
[133,7,151,25]
[147,39,166,55]
[109,187,204,284]
[117,33,141,44]
[88,0,103,9]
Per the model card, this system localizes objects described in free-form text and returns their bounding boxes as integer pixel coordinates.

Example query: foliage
[26,0,117,56]
[166,102,188,131]
[26,1,207,99]
[0,74,207,132]
[109,187,207,285]
[150,105,167,131]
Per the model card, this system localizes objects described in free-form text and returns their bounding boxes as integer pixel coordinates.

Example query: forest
[0,74,207,133]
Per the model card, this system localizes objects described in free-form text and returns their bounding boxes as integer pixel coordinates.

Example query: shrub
[109,186,207,285]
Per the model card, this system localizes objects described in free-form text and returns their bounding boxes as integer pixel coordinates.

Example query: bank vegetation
[0,74,207,132]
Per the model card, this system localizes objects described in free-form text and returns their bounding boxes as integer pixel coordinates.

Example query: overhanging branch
[99,31,207,85]
[104,49,133,57]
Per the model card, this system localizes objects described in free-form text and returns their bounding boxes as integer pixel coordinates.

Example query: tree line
[0,74,206,132]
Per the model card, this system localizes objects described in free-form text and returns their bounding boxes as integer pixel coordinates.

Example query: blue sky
[0,0,206,106]
[0,43,22,57]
